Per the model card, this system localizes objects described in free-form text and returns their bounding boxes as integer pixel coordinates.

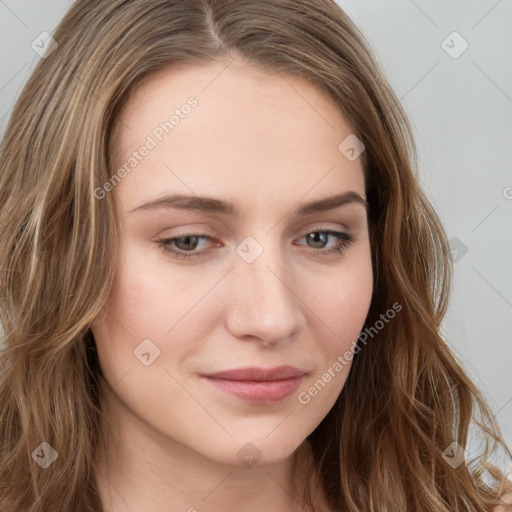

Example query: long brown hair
[1,1,511,510]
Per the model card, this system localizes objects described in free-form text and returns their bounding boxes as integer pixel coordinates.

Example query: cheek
[93,231,373,370]
[96,234,374,357]
[308,246,373,347]
[295,253,373,411]
[90,239,225,389]
[97,241,208,337]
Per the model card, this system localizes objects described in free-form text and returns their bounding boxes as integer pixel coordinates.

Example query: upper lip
[202,366,306,382]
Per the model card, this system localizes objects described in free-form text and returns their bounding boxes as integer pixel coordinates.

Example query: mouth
[200,366,306,404]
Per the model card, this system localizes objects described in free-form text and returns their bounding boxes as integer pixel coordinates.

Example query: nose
[224,238,306,347]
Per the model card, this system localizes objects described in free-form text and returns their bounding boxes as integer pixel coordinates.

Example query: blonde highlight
[1,1,511,511]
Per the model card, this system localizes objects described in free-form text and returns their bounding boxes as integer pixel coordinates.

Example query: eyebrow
[128,191,368,216]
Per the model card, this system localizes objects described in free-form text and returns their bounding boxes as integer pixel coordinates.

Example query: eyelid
[299,222,349,235]
[156,222,352,244]
[154,223,356,260]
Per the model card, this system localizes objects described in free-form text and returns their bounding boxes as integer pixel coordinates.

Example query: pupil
[308,232,327,249]
[177,236,198,251]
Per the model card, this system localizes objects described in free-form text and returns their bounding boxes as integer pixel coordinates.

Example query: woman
[0,1,511,511]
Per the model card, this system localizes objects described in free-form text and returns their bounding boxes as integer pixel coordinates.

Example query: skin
[91,57,373,512]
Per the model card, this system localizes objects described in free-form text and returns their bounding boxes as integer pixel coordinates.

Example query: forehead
[110,60,365,212]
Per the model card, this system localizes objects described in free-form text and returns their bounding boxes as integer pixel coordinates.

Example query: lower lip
[203,376,304,404]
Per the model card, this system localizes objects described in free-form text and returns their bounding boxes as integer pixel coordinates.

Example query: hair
[1,0,511,510]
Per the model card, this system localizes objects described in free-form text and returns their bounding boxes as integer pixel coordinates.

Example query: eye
[156,234,216,260]
[155,227,356,260]
[295,227,355,256]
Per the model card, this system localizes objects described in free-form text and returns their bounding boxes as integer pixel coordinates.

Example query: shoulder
[494,491,512,512]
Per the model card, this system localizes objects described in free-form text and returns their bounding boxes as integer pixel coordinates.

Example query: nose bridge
[226,233,303,341]
[235,233,293,307]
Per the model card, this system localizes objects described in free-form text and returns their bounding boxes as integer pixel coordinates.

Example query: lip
[201,366,306,404]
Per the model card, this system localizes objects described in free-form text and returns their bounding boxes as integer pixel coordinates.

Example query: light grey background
[1,0,511,472]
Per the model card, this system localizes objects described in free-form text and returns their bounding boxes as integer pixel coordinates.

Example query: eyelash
[156,227,356,260]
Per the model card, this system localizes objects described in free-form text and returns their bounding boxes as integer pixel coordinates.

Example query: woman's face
[91,59,373,467]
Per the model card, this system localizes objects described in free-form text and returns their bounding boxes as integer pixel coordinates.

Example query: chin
[214,431,307,469]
